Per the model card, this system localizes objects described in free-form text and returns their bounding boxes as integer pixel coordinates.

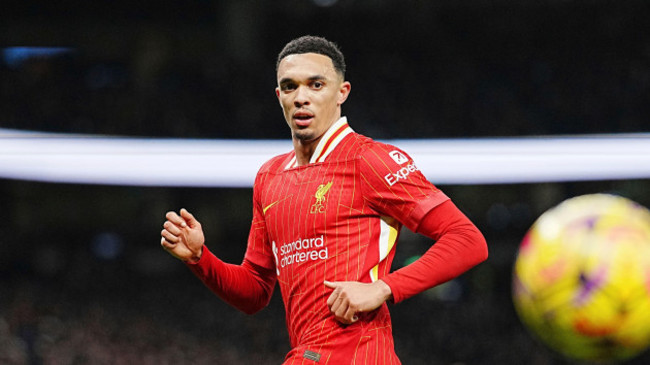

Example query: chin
[293,130,316,142]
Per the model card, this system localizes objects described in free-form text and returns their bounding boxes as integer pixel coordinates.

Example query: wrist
[186,246,203,264]
[376,279,393,302]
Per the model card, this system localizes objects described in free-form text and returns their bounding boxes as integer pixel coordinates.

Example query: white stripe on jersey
[316,127,353,163]
[284,116,354,170]
[285,155,297,170]
[309,117,353,164]
[370,216,399,282]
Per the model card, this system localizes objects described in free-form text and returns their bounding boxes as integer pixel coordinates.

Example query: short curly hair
[276,35,346,77]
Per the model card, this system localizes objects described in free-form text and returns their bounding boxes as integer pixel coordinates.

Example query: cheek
[322,93,340,110]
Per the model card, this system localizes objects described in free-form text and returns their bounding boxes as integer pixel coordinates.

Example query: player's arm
[381,199,488,303]
[324,201,487,323]
[161,209,276,315]
[325,144,487,323]
[187,247,276,315]
[324,279,393,324]
[354,143,487,303]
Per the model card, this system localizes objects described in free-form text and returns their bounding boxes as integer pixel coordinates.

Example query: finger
[335,302,348,318]
[180,208,198,228]
[334,304,353,324]
[326,287,341,308]
[324,281,344,307]
[163,221,183,235]
[344,306,358,323]
[331,292,349,317]
[161,237,175,249]
[161,229,179,244]
[327,293,337,311]
[165,211,187,228]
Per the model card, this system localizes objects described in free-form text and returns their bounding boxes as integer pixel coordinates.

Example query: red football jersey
[244,117,449,364]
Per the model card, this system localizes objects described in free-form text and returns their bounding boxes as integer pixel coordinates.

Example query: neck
[292,135,320,166]
[291,116,349,167]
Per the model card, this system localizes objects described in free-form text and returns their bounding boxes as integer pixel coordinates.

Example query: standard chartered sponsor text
[274,235,328,269]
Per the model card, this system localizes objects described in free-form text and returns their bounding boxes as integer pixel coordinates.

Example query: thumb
[180,208,199,227]
[324,280,337,289]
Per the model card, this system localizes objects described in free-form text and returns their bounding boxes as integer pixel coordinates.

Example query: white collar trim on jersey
[284,116,354,170]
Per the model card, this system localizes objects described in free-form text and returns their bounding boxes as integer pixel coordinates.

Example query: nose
[293,86,310,107]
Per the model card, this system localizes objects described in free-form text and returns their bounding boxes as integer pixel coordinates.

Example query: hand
[161,208,205,263]
[324,280,393,324]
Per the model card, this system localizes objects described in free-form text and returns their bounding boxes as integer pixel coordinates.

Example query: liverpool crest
[310,182,333,214]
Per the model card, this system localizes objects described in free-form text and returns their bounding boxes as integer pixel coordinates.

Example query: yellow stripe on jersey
[370,216,399,282]
[308,117,353,164]
[283,117,353,170]
[315,123,353,163]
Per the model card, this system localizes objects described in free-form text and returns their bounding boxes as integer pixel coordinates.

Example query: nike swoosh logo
[262,194,293,215]
[263,200,280,214]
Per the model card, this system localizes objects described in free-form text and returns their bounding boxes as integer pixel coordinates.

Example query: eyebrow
[279,75,327,85]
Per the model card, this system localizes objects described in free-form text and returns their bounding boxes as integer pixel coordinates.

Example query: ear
[275,87,281,105]
[337,81,351,106]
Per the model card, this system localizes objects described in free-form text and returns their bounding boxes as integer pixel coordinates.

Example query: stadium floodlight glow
[1,128,649,187]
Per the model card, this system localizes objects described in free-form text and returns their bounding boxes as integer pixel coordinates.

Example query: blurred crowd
[2,263,649,364]
[0,252,568,365]
[1,1,648,139]
[0,277,286,364]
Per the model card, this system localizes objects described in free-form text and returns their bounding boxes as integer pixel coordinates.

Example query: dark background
[1,0,649,363]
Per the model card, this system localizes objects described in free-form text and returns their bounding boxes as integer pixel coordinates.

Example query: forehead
[276,53,338,81]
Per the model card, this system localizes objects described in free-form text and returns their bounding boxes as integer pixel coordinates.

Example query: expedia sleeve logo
[389,150,409,165]
[384,150,419,186]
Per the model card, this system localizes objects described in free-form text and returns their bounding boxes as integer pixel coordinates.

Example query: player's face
[276,53,351,143]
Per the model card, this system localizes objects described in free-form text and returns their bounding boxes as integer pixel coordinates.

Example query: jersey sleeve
[242,167,277,271]
[358,142,449,231]
[381,200,488,303]
[184,167,278,315]
[186,245,277,314]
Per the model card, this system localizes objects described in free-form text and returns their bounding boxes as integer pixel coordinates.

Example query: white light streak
[1,128,648,187]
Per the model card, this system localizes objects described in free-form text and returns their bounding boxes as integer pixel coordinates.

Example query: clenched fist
[324,280,393,324]
[161,208,205,263]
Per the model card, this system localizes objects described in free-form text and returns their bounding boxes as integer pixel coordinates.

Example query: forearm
[382,201,488,303]
[187,245,276,314]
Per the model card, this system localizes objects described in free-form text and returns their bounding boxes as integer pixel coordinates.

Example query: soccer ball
[512,194,650,362]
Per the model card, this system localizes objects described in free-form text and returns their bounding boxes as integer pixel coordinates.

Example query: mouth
[293,110,314,127]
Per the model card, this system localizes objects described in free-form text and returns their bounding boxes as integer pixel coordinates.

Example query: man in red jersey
[161,35,488,364]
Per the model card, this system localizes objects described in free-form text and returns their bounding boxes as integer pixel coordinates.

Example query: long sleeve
[382,200,488,303]
[186,245,277,315]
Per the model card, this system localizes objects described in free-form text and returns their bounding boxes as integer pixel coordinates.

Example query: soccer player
[161,35,488,364]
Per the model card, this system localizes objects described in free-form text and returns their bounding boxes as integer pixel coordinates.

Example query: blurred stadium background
[1,0,649,363]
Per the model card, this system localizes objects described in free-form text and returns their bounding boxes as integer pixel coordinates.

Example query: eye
[311,81,324,89]
[281,83,297,91]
